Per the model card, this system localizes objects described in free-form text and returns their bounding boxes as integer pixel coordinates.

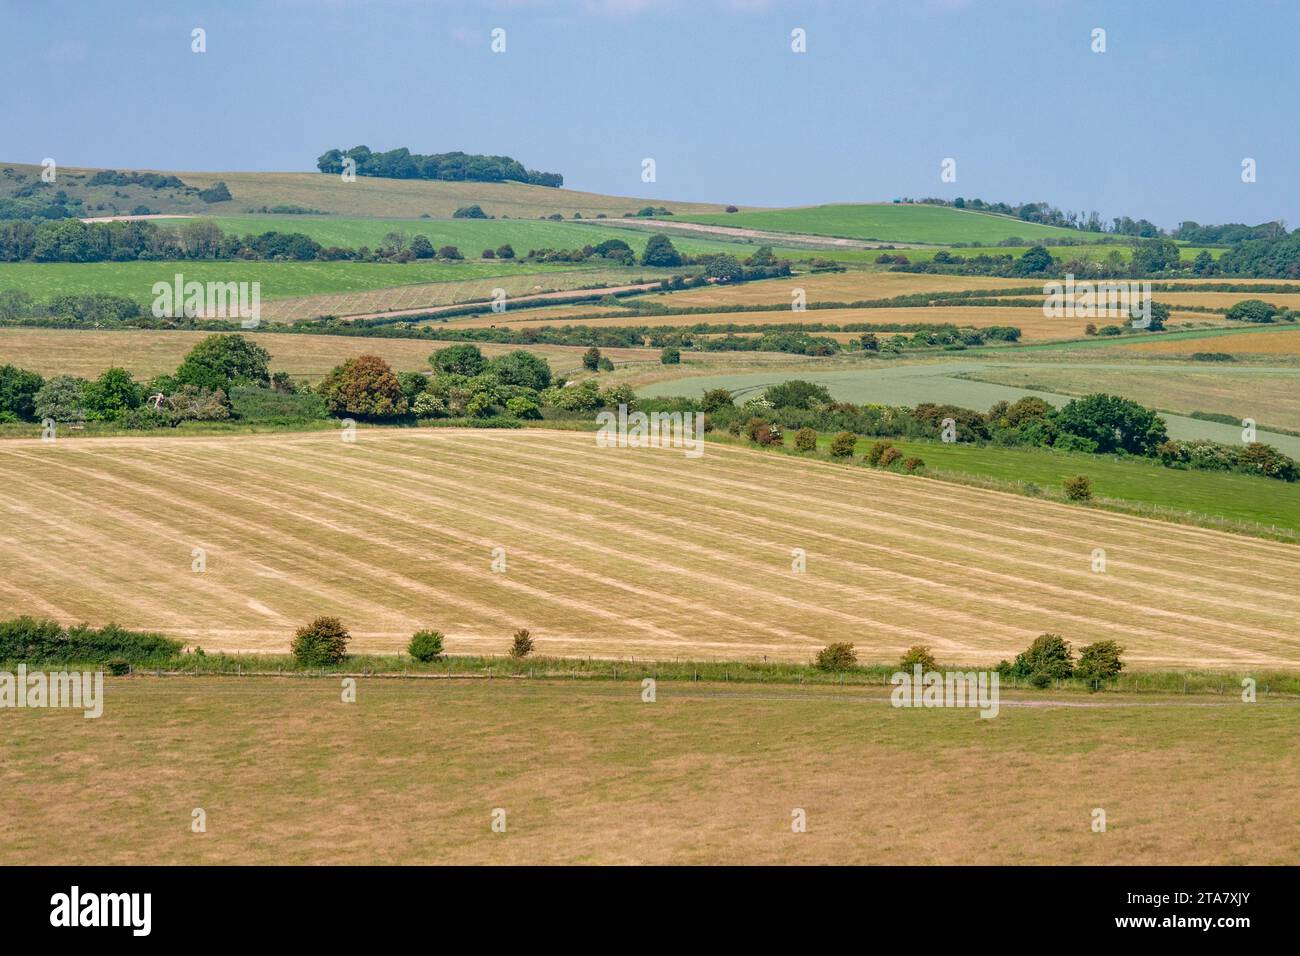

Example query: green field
[0,259,595,305]
[680,203,1097,245]
[646,360,1300,457]
[207,214,829,261]
[958,363,1300,431]
[873,243,1216,265]
[833,436,1300,534]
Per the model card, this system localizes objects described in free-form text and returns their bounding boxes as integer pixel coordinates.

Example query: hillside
[0,162,737,221]
[680,202,1107,245]
[1,428,1294,667]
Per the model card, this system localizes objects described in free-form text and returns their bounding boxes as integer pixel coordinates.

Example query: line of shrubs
[814,634,1125,689]
[689,379,1298,483]
[0,333,313,429]
[290,617,535,666]
[1,334,644,433]
[0,616,181,671]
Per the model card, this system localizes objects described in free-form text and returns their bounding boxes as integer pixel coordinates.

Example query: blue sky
[1,0,1295,229]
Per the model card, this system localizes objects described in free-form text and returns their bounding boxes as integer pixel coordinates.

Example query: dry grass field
[450,304,1193,343]
[962,364,1300,431]
[0,327,805,383]
[2,677,1295,865]
[1122,326,1300,357]
[0,327,674,381]
[1150,292,1300,311]
[261,268,643,322]
[1,428,1297,667]
[3,163,731,220]
[630,271,1038,308]
[175,170,731,219]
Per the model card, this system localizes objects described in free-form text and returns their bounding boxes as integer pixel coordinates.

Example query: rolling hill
[680,202,1106,245]
[1,428,1295,667]
[0,162,737,221]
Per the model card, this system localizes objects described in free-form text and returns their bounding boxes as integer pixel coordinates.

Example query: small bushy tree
[1225,298,1279,324]
[700,388,733,412]
[899,645,938,671]
[510,628,534,658]
[641,234,682,267]
[431,343,487,376]
[490,350,552,390]
[1075,640,1124,682]
[793,427,818,452]
[866,440,893,466]
[175,334,271,391]
[408,629,444,662]
[816,642,857,672]
[828,431,857,457]
[292,616,350,666]
[319,354,408,419]
[878,446,903,468]
[0,364,44,422]
[1063,474,1093,501]
[1011,633,1073,682]
[83,367,142,420]
[33,375,87,423]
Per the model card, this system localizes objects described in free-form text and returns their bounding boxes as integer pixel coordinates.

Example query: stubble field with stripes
[2,428,1296,668]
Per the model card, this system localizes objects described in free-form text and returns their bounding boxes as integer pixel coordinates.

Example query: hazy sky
[2,0,1295,229]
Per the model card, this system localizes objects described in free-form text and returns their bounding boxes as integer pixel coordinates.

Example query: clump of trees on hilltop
[315,146,563,187]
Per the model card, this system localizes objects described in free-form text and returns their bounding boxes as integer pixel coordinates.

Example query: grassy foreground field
[1,428,1297,668]
[2,677,1294,865]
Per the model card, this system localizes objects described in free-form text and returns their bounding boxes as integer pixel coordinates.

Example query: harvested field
[2,677,1296,865]
[0,327,660,381]
[1121,326,1300,357]
[450,305,1154,343]
[1151,292,1300,311]
[261,268,645,322]
[631,272,1039,308]
[0,428,1297,668]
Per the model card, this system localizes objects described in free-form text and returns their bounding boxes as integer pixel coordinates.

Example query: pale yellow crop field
[450,305,1150,343]
[0,327,663,381]
[1123,327,1300,357]
[0,428,1296,668]
[632,271,1038,308]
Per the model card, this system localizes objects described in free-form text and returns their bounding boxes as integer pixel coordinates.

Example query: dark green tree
[0,364,45,422]
[431,343,488,376]
[1054,393,1167,455]
[641,234,682,267]
[490,350,552,390]
[175,334,272,391]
